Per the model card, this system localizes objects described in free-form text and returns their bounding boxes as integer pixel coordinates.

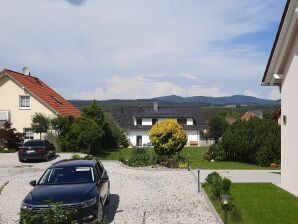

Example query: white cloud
[243,90,261,98]
[178,73,198,80]
[73,76,229,100]
[0,0,285,99]
[267,88,281,100]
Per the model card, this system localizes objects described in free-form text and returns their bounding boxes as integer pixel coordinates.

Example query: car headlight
[21,202,31,211]
[80,198,97,208]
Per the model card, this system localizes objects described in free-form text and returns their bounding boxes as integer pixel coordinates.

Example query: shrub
[216,118,280,166]
[222,178,231,194]
[125,148,155,167]
[229,205,242,223]
[204,144,224,161]
[205,172,221,184]
[0,122,22,150]
[149,119,187,156]
[211,175,222,199]
[20,201,76,224]
[71,154,81,160]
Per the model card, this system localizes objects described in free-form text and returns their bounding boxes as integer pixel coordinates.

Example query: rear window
[23,140,45,147]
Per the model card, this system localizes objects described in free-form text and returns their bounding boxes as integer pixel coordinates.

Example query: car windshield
[38,166,94,185]
[23,141,45,147]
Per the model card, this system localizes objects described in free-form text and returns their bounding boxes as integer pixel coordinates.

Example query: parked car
[21,159,110,223]
[18,140,56,162]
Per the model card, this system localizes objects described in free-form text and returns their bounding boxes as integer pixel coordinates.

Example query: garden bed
[95,147,277,170]
[204,183,298,224]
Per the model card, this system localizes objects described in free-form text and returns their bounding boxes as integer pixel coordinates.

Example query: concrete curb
[201,187,223,224]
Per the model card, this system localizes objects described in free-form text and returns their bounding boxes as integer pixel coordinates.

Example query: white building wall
[0,76,56,139]
[128,130,151,146]
[279,31,298,196]
[128,129,201,147]
[186,130,199,141]
[142,118,152,126]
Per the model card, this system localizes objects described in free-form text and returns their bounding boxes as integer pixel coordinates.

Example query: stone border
[190,170,223,224]
[201,187,223,224]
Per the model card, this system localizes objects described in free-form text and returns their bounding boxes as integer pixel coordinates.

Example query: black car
[21,159,110,223]
[18,140,56,162]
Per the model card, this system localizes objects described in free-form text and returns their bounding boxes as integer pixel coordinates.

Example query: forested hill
[70,95,279,112]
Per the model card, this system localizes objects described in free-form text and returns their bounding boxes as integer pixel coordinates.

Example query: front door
[136,136,142,146]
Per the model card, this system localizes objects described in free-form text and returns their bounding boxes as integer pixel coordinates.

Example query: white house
[112,102,207,147]
[0,68,81,139]
[262,0,298,196]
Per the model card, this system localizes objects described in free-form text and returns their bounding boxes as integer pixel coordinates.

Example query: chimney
[22,67,30,76]
[153,101,158,111]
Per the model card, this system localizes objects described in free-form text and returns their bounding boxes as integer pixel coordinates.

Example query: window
[23,128,34,140]
[19,95,31,109]
[136,118,142,126]
[177,118,187,125]
[152,118,158,125]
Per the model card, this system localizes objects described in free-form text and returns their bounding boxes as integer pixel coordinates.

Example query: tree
[61,117,103,154]
[215,118,280,166]
[207,116,228,143]
[31,113,50,139]
[0,122,22,150]
[149,119,187,156]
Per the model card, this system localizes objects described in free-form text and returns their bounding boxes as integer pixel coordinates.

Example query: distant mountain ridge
[71,95,279,111]
[154,95,278,105]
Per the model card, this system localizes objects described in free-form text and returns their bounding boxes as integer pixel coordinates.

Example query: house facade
[0,68,81,139]
[262,0,298,196]
[112,103,207,147]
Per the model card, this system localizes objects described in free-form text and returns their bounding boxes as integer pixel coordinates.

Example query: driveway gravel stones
[0,153,218,224]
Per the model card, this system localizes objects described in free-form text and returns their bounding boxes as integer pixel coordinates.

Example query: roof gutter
[262,0,291,83]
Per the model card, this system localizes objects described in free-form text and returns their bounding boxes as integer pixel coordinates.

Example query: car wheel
[97,201,103,222]
[19,157,24,162]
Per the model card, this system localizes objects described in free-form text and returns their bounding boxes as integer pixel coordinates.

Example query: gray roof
[112,105,207,130]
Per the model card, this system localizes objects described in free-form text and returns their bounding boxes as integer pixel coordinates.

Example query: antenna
[22,67,30,76]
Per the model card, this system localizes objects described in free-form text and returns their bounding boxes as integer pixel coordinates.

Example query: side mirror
[30,180,36,187]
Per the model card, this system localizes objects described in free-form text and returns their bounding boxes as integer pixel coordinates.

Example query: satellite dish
[22,67,30,76]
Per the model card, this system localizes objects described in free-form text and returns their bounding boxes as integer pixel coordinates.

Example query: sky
[0,0,286,100]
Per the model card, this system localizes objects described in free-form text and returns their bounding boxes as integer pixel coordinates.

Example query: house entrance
[136,136,142,146]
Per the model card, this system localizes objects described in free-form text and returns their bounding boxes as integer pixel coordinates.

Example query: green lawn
[96,147,275,170]
[204,183,298,224]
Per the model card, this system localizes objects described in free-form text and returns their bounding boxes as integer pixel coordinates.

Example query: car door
[95,163,108,203]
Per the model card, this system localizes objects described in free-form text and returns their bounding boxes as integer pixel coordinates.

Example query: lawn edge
[201,185,223,224]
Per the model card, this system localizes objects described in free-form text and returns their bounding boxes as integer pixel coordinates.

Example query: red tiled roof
[0,69,81,117]
[240,112,256,121]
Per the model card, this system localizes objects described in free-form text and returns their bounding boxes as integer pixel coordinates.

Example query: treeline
[205,116,280,166]
[32,102,128,154]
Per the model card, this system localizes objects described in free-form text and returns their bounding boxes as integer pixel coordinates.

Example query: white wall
[279,30,298,196]
[128,129,201,147]
[0,76,56,139]
[128,130,151,146]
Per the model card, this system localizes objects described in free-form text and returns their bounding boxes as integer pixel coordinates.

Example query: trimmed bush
[222,178,231,194]
[149,119,187,156]
[205,172,221,184]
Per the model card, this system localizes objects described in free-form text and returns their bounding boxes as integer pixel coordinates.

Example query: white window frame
[23,128,34,140]
[19,95,31,109]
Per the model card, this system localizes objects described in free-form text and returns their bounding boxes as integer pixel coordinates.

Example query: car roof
[50,159,97,168]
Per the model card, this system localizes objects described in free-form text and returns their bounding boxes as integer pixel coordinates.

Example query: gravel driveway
[0,153,218,224]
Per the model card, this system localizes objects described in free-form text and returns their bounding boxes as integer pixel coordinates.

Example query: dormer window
[19,95,31,109]
[136,118,142,126]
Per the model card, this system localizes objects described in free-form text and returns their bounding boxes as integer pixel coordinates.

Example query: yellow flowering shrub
[149,119,187,155]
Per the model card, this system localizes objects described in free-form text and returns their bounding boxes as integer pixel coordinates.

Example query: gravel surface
[0,153,218,224]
